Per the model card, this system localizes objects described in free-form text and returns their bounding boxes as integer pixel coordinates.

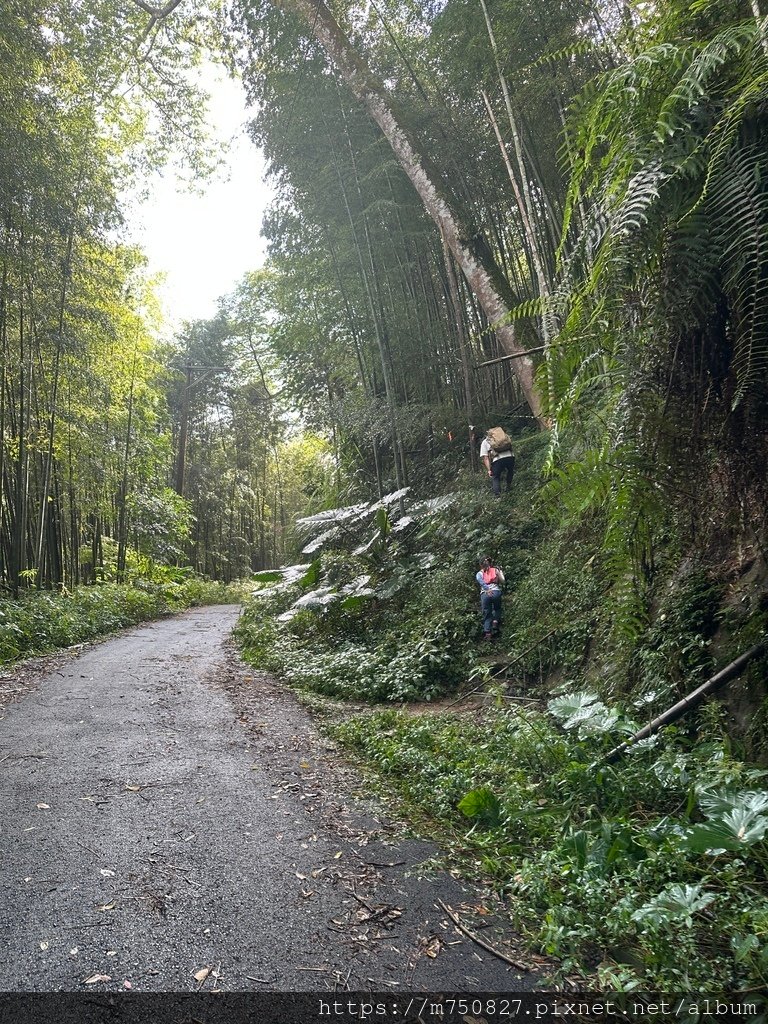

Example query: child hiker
[476,557,505,640]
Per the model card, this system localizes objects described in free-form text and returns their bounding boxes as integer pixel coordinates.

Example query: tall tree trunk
[269,0,544,426]
[116,342,138,581]
[12,234,30,596]
[36,226,74,581]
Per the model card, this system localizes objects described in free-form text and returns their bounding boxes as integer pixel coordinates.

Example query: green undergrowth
[235,432,551,702]
[0,576,240,664]
[332,702,768,993]
[234,426,768,989]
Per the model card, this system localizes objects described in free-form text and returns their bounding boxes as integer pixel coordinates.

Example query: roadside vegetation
[234,42,768,1016]
[0,573,241,666]
[235,431,768,991]
[5,0,768,993]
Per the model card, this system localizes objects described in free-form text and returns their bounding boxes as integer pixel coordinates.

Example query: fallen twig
[436,898,530,972]
[349,890,375,913]
[357,858,406,868]
[74,840,102,860]
[442,685,484,711]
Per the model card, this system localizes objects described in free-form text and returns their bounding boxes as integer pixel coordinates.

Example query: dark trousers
[481,591,502,634]
[491,455,515,495]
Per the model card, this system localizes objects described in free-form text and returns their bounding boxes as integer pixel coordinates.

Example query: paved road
[0,606,542,992]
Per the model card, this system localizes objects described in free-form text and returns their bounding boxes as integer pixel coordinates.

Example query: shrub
[333,704,768,990]
[0,577,239,665]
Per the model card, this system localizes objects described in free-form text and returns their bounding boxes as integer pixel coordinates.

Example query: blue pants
[481,591,502,634]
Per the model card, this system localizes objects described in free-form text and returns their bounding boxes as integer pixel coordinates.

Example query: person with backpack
[476,557,505,640]
[480,426,515,497]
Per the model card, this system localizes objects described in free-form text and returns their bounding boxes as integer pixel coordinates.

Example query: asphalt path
[0,606,544,992]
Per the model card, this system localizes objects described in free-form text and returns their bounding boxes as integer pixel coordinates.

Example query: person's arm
[480,439,493,476]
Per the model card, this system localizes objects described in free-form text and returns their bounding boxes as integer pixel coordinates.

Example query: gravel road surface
[0,606,544,992]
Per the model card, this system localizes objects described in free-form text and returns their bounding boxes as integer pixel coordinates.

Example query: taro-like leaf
[457,786,502,828]
[631,883,714,929]
[250,569,284,583]
[391,515,415,533]
[679,806,768,855]
[372,487,411,509]
[548,691,619,735]
[301,527,340,554]
[374,577,406,599]
[292,587,337,609]
[548,691,599,722]
[296,502,371,529]
[298,559,321,588]
[697,787,768,820]
[408,493,459,518]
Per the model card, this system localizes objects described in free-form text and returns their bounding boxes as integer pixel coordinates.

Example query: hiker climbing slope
[476,557,505,640]
[480,426,515,497]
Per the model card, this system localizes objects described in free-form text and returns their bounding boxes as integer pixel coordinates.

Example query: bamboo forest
[1,0,768,1002]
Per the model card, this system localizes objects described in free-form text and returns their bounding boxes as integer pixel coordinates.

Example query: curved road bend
[0,605,542,991]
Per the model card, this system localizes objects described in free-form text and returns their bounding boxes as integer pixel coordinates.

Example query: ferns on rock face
[543,7,768,614]
[709,140,768,407]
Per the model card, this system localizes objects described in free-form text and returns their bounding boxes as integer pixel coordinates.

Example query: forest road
[0,605,545,992]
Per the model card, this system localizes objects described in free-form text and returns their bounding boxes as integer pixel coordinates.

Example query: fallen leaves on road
[36,803,50,810]
[84,974,111,985]
[193,967,210,983]
[124,784,142,792]
[39,941,49,951]
[420,934,445,959]
[97,901,115,911]
[99,869,115,877]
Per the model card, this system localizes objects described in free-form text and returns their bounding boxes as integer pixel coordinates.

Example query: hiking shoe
[483,632,492,640]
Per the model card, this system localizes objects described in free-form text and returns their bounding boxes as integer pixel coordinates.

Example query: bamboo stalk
[602,641,768,765]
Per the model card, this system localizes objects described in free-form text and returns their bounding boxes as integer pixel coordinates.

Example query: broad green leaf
[250,570,284,583]
[457,787,502,828]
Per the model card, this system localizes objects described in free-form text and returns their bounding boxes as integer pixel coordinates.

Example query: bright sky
[128,66,275,328]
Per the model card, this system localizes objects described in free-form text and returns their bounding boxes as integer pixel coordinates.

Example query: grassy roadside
[328,701,768,992]
[0,577,243,665]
